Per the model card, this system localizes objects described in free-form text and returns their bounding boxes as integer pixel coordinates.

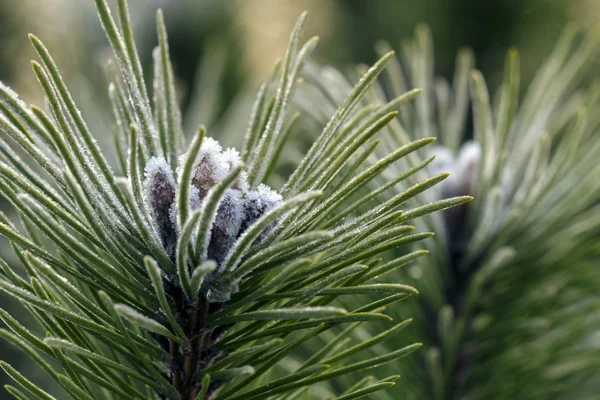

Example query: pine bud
[144,157,178,258]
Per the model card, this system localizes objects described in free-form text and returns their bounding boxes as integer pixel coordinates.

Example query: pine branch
[296,23,600,400]
[0,2,464,399]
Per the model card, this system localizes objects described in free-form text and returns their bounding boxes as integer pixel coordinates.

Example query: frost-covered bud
[239,184,283,239]
[143,157,177,257]
[432,141,482,241]
[207,189,244,265]
[221,147,249,193]
[185,141,249,265]
[428,145,456,177]
[191,137,228,198]
[428,141,481,199]
[453,140,480,197]
[204,183,282,303]
[146,134,284,300]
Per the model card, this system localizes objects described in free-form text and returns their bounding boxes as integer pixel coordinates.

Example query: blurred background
[2,0,598,124]
[0,0,598,396]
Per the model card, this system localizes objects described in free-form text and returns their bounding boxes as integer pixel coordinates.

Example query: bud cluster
[143,137,282,298]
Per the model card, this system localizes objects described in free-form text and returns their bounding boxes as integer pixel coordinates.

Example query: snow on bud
[239,184,283,239]
[191,137,228,198]
[452,140,480,196]
[143,135,283,292]
[429,140,481,199]
[143,157,177,257]
[207,188,244,265]
[221,147,249,192]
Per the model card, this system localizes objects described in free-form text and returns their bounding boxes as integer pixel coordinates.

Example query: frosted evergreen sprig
[0,1,470,399]
[297,24,600,400]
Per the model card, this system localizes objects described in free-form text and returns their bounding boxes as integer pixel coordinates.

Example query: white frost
[217,189,244,236]
[143,156,177,255]
[255,183,283,204]
[428,141,481,199]
[144,156,175,183]
[222,147,248,192]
